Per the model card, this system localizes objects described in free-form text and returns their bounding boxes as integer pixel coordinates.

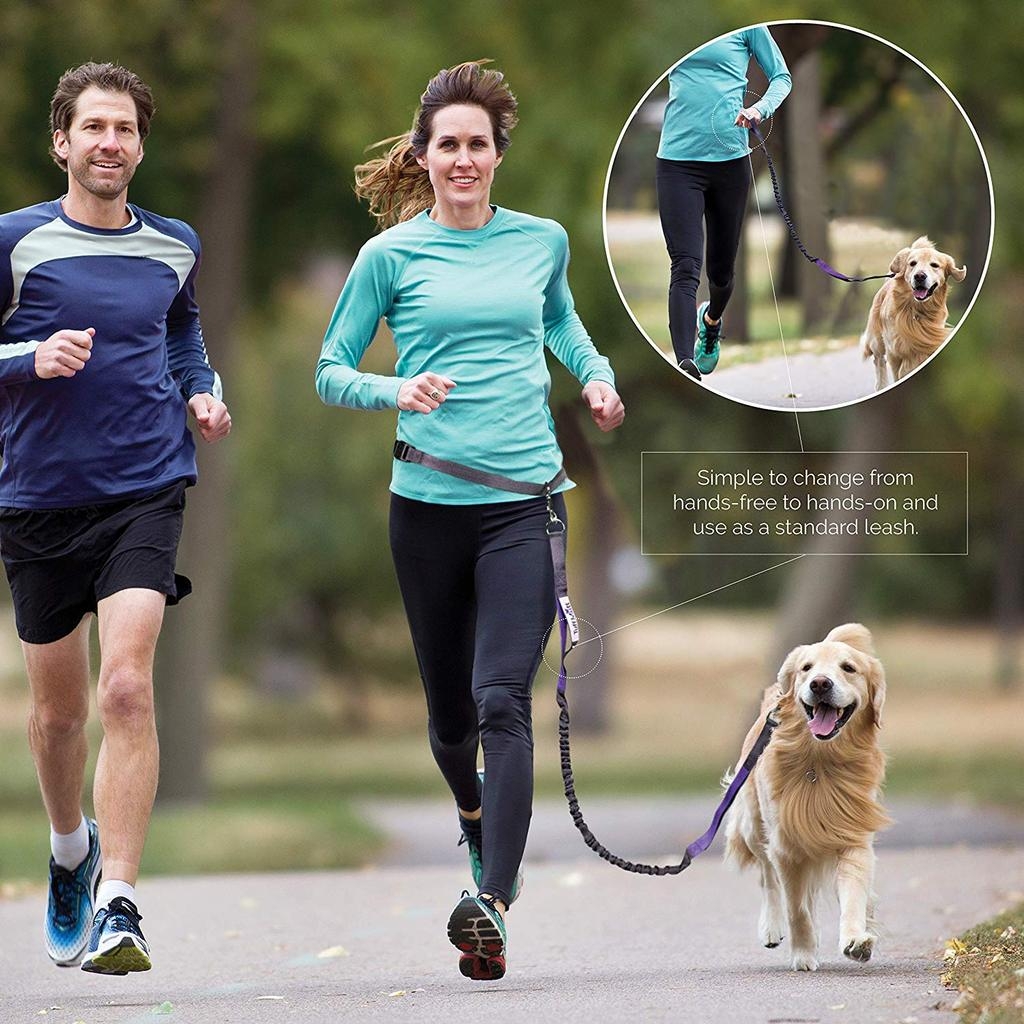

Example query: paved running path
[362,796,1024,867]
[2,799,1021,1023]
[708,344,876,409]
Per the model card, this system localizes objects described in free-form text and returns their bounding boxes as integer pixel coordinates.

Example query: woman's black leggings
[389,492,563,906]
[656,155,750,363]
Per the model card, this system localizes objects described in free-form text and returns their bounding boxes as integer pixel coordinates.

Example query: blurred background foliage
[0,0,1020,877]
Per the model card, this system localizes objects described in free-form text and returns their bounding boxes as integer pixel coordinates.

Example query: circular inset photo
[604,21,993,411]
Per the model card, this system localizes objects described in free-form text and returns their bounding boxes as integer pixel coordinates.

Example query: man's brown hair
[49,62,155,171]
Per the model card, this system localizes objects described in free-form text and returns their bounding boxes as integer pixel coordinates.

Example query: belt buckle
[393,440,411,462]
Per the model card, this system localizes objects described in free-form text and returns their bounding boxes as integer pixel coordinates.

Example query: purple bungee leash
[395,439,779,876]
[750,122,894,285]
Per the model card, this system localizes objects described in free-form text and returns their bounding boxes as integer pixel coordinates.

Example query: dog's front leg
[758,857,786,948]
[871,343,888,391]
[780,859,819,971]
[838,845,877,962]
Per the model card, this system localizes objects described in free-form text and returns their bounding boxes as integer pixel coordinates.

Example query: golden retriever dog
[861,236,966,390]
[724,623,889,972]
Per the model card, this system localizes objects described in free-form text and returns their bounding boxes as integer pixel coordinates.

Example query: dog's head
[777,623,886,742]
[889,236,966,302]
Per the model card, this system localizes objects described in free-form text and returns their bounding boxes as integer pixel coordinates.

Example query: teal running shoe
[694,301,722,374]
[80,896,152,975]
[45,817,102,966]
[459,770,523,904]
[448,891,507,981]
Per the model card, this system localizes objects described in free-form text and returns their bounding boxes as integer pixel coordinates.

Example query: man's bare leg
[93,588,165,887]
[23,615,102,965]
[23,616,93,834]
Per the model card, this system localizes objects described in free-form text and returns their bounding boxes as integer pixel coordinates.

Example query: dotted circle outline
[539,616,604,680]
[710,88,774,152]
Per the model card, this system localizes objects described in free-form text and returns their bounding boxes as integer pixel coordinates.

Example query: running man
[0,63,230,974]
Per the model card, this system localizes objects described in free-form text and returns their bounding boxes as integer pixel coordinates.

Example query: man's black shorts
[0,480,192,645]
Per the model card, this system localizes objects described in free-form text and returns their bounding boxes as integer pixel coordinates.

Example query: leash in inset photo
[749,122,894,285]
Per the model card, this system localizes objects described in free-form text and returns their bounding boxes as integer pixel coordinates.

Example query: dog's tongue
[913,286,930,300]
[808,704,839,737]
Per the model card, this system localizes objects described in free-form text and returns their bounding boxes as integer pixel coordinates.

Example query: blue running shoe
[459,770,523,904]
[448,891,507,981]
[45,817,102,966]
[694,301,722,374]
[80,896,151,975]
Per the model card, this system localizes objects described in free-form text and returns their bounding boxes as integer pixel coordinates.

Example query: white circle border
[600,18,996,415]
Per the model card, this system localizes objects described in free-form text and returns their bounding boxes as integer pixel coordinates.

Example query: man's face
[53,86,144,201]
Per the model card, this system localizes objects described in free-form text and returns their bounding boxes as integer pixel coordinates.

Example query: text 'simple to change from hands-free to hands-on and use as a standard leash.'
[393,440,780,876]
[749,122,894,285]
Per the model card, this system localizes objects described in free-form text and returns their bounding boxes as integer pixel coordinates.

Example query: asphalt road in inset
[706,344,877,409]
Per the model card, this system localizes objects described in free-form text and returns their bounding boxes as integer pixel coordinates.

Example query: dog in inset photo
[861,236,966,390]
[724,623,890,972]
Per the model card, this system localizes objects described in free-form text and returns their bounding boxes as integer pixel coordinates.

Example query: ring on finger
[428,389,442,401]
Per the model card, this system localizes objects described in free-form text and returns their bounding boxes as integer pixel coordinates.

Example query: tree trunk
[731,213,750,344]
[784,50,831,335]
[994,473,1024,692]
[769,393,905,673]
[155,0,257,802]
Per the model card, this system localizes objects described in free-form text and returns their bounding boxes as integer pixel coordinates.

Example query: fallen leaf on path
[389,990,406,997]
[152,1002,174,1015]
[317,945,350,958]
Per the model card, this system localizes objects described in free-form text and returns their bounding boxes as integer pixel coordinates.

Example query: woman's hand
[735,106,763,130]
[397,372,456,413]
[581,381,625,432]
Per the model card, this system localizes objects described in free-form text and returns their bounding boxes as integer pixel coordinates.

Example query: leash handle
[749,123,894,285]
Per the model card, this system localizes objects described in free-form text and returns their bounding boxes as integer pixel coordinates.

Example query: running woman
[657,26,791,379]
[0,63,230,974]
[317,61,624,980]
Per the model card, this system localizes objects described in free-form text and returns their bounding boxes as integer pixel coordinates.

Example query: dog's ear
[889,247,910,274]
[865,655,887,728]
[776,644,807,695]
[824,622,874,656]
[946,256,967,282]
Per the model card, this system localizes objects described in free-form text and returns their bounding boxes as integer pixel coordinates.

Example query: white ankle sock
[50,816,89,870]
[96,879,136,908]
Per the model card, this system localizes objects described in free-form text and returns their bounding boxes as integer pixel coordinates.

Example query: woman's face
[417,103,502,221]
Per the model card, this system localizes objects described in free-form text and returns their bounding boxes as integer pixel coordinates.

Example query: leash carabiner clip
[544,490,566,536]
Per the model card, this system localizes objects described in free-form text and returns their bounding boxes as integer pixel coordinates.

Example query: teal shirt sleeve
[542,225,615,387]
[747,27,792,120]
[315,239,404,410]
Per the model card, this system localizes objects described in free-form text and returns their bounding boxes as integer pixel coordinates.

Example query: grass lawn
[942,904,1024,1023]
[1,611,1021,884]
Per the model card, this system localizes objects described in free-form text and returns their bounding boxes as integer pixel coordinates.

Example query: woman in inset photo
[316,60,624,981]
[657,26,791,379]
